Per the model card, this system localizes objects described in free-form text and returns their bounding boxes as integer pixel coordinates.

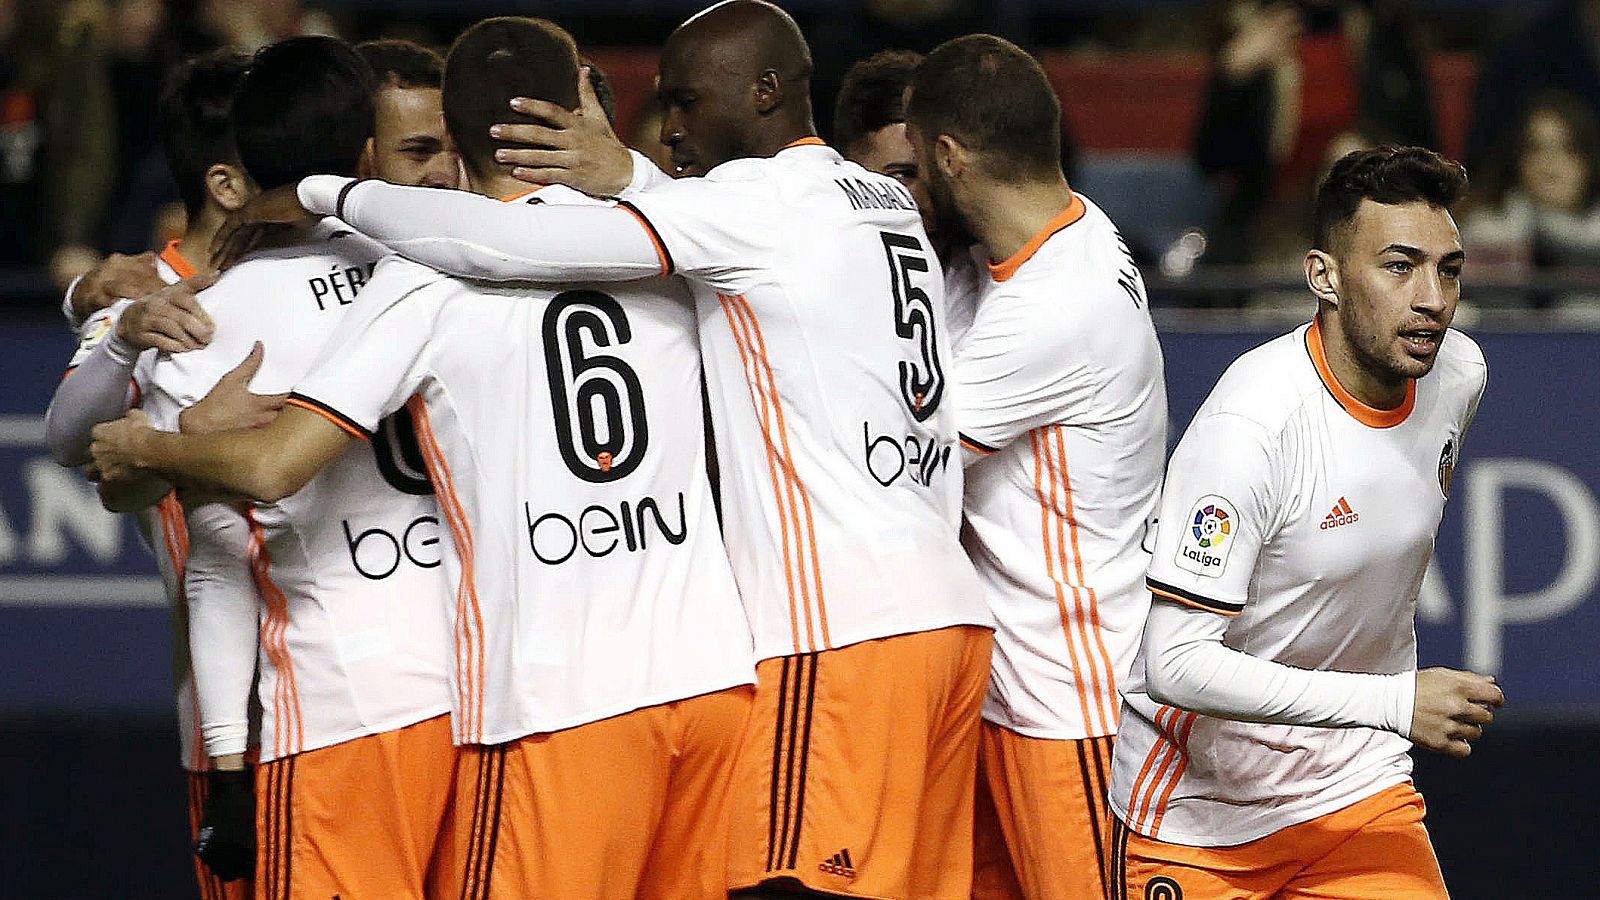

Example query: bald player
[356,39,460,189]
[904,36,1168,900]
[208,4,996,897]
[1109,146,1498,899]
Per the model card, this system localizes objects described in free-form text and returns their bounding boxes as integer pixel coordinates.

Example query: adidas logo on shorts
[818,848,856,877]
[1320,496,1359,530]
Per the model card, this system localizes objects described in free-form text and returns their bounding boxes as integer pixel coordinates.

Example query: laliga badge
[1176,495,1237,577]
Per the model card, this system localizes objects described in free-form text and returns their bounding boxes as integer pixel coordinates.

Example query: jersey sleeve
[1144,410,1280,616]
[951,291,1095,459]
[45,305,141,466]
[615,175,771,285]
[184,500,261,758]
[288,260,441,437]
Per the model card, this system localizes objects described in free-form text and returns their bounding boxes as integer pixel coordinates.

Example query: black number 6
[542,290,649,483]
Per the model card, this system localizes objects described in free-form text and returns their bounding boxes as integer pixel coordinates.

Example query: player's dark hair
[581,56,618,125]
[157,49,252,220]
[833,50,921,156]
[443,16,579,180]
[1312,146,1469,251]
[906,35,1060,180]
[231,36,376,190]
[356,39,444,90]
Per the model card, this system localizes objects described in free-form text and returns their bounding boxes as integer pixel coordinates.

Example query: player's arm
[89,405,353,503]
[61,250,168,329]
[183,500,261,882]
[951,296,1093,464]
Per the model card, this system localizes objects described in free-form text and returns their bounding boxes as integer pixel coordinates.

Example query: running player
[355,39,460,189]
[904,36,1168,900]
[92,17,756,899]
[204,4,995,897]
[132,37,457,900]
[1108,146,1501,899]
[42,48,263,898]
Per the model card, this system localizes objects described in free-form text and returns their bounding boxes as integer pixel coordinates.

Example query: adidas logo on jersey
[818,848,856,877]
[1320,497,1359,530]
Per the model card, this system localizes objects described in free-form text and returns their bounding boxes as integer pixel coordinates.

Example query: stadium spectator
[1194,0,1435,267]
[1462,91,1600,282]
[1465,0,1600,176]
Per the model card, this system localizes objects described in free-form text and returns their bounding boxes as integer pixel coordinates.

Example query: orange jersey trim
[959,436,996,456]
[988,195,1087,283]
[617,201,674,276]
[284,395,370,440]
[783,136,827,149]
[161,240,199,279]
[245,508,305,759]
[1148,585,1243,617]
[1306,318,1415,428]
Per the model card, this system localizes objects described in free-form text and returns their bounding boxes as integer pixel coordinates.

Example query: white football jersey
[954,195,1167,740]
[289,187,755,746]
[1108,320,1487,846]
[142,223,454,762]
[66,242,216,769]
[625,139,991,660]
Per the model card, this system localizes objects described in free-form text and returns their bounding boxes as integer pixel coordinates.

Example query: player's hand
[211,185,315,270]
[494,66,634,197]
[1409,667,1504,758]
[194,767,256,882]
[88,409,156,483]
[116,272,219,353]
[71,250,168,320]
[180,342,288,434]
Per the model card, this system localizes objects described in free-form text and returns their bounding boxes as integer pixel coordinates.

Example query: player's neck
[968,177,1076,267]
[173,207,227,274]
[1315,311,1410,409]
[467,169,535,202]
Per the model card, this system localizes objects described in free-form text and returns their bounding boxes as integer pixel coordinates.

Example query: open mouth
[1400,326,1443,357]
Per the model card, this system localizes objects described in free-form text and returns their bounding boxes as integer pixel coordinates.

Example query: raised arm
[294,176,668,282]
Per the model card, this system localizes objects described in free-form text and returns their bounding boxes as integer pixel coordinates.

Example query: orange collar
[160,239,198,279]
[988,195,1086,283]
[782,136,826,150]
[499,185,548,203]
[1306,318,1415,428]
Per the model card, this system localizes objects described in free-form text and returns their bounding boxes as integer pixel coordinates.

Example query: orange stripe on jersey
[160,239,199,279]
[245,508,304,758]
[959,435,996,455]
[284,396,370,440]
[1307,318,1414,428]
[407,395,485,742]
[1147,711,1198,833]
[719,294,807,653]
[726,293,831,651]
[1050,425,1120,733]
[617,201,673,276]
[988,195,1087,283]
[782,136,827,149]
[1031,429,1097,735]
[732,295,830,649]
[1125,705,1176,832]
[1147,585,1244,618]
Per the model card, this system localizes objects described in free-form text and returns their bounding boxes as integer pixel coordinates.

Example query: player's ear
[753,69,781,115]
[357,137,377,179]
[206,163,255,212]
[934,134,966,179]
[1304,249,1341,308]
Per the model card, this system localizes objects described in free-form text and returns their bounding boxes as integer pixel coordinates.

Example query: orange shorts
[441,685,753,900]
[972,723,1115,900]
[726,624,994,899]
[254,713,458,900]
[188,771,251,900]
[1113,782,1448,900]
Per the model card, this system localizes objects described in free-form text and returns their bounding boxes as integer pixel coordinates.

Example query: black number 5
[542,289,649,483]
[881,232,944,421]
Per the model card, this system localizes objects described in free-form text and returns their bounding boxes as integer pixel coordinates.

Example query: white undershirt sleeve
[618,149,673,198]
[62,276,87,331]
[296,175,664,282]
[45,329,139,466]
[184,501,261,758]
[1143,599,1416,737]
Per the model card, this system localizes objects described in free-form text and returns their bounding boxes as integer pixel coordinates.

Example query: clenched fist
[89,410,157,484]
[1410,667,1504,758]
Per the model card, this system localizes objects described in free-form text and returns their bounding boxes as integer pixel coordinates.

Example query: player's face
[656,45,753,177]
[849,123,938,238]
[368,86,459,189]
[1332,199,1464,380]
[905,121,973,246]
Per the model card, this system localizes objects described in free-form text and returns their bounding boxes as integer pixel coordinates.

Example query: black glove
[194,768,255,881]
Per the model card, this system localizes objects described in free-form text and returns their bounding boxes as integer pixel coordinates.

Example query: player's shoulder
[525,183,609,208]
[1199,326,1324,433]
[1434,328,1486,377]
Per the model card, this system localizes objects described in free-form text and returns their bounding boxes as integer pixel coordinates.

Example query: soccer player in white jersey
[94,19,757,898]
[41,49,271,898]
[106,38,458,900]
[200,5,995,896]
[903,36,1168,900]
[1108,146,1503,900]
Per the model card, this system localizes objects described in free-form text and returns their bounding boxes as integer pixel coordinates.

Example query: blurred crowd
[6,0,1600,308]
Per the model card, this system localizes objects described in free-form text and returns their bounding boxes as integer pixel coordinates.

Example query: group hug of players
[52,2,1506,898]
